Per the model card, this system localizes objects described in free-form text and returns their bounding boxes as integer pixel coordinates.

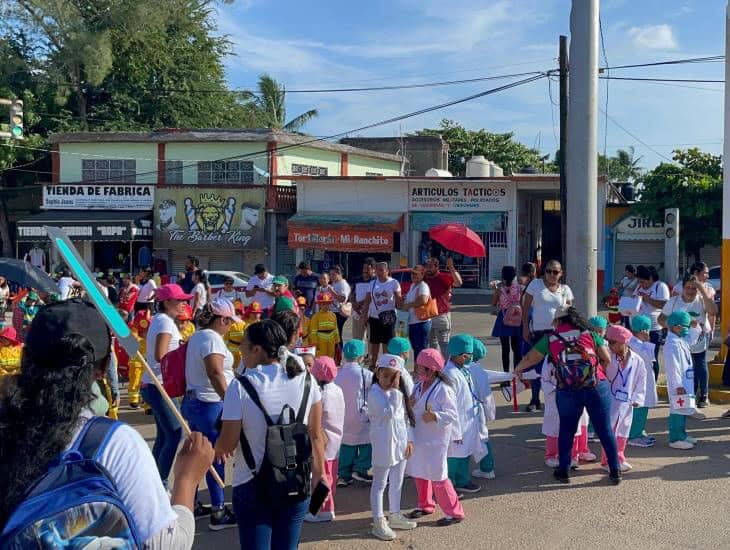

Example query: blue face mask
[678,327,689,338]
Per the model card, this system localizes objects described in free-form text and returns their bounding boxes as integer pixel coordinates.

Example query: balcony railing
[266,185,296,212]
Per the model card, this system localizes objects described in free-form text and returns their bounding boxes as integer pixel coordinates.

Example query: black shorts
[368,316,395,345]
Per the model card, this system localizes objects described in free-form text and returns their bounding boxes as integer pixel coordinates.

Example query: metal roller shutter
[613,240,663,283]
[170,250,243,273]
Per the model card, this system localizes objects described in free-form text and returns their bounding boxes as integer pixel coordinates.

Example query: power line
[599,108,674,163]
[601,55,724,71]
[599,16,610,172]
[600,76,723,84]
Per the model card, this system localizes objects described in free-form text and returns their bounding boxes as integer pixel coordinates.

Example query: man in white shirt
[363,261,402,363]
[57,270,80,300]
[136,267,157,312]
[245,264,275,315]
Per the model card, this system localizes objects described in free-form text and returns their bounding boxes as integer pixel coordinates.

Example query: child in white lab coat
[305,356,345,523]
[368,353,417,541]
[334,339,373,486]
[602,325,646,472]
[387,336,416,395]
[664,311,703,450]
[406,348,465,526]
[627,315,658,448]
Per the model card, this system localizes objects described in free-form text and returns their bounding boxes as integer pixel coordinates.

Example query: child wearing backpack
[305,356,345,523]
[368,353,417,541]
[491,266,523,377]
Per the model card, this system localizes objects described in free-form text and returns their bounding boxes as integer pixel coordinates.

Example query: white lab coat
[663,328,702,416]
[401,366,415,396]
[407,380,459,481]
[321,383,345,460]
[605,351,647,438]
[443,361,487,461]
[367,383,413,468]
[541,358,586,438]
[468,362,492,438]
[334,361,373,446]
[628,336,658,408]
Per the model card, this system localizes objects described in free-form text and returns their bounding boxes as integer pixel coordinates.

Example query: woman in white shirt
[190,269,210,319]
[142,283,191,488]
[0,299,213,549]
[181,297,240,530]
[329,265,352,340]
[215,320,326,550]
[401,264,432,360]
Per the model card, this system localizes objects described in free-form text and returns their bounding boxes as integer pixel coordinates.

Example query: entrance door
[542,200,562,263]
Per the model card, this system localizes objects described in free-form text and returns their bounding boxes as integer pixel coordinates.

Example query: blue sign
[410,212,506,232]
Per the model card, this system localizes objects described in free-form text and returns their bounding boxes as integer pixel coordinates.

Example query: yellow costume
[308,310,340,358]
[0,344,22,377]
[225,320,248,371]
[179,321,196,342]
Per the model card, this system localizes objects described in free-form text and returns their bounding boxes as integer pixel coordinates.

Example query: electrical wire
[599,108,675,163]
[599,16,610,173]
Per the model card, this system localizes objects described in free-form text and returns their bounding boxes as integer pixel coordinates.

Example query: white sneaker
[599,464,609,472]
[669,439,695,450]
[570,459,579,470]
[692,411,707,420]
[472,469,496,479]
[545,458,560,468]
[579,451,597,462]
[371,517,396,541]
[388,513,417,530]
[619,461,632,472]
[304,511,334,523]
[685,436,698,445]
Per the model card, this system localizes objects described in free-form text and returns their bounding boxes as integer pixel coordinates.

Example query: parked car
[205,270,252,306]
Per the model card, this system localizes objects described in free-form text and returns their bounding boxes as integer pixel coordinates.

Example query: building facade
[340,136,448,176]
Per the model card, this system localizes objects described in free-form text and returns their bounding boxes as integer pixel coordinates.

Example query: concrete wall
[347,154,401,176]
[340,136,447,176]
[297,179,409,213]
[277,147,341,185]
[165,142,269,185]
[59,143,158,184]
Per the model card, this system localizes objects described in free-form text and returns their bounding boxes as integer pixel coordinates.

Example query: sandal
[406,509,432,519]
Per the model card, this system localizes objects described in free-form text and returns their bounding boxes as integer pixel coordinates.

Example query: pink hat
[156,284,192,302]
[416,348,445,372]
[606,324,632,344]
[311,356,338,383]
[210,297,242,323]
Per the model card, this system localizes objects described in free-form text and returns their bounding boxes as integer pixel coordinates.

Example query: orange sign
[288,228,393,252]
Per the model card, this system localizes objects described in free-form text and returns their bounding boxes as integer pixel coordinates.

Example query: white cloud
[627,24,679,50]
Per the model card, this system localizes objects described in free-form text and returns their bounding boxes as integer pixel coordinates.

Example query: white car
[205,270,252,306]
[708,265,720,303]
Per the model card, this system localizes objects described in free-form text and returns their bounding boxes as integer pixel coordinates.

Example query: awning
[16,210,152,242]
[287,213,403,252]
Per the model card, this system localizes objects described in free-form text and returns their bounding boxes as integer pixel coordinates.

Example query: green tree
[632,148,721,263]
[253,74,318,132]
[547,147,643,181]
[414,119,542,175]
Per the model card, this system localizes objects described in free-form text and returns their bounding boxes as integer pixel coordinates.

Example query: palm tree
[610,147,643,182]
[255,74,318,132]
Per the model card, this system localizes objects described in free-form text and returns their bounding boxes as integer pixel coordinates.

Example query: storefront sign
[154,187,265,250]
[288,228,393,252]
[613,215,664,241]
[17,221,132,241]
[43,184,154,210]
[410,212,505,232]
[409,181,513,211]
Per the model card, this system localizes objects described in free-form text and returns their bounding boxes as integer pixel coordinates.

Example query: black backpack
[237,373,313,506]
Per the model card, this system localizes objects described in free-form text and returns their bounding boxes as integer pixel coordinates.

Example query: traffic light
[9,100,23,139]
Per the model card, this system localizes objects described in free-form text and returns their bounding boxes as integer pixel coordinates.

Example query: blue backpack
[0,416,142,549]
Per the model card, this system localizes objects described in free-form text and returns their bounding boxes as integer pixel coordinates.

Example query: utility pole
[566,0,599,316]
[721,1,730,360]
[559,35,568,268]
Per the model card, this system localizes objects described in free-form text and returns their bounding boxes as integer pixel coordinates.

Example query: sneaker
[599,464,609,472]
[579,451,597,462]
[525,403,537,412]
[406,509,433,519]
[685,436,698,445]
[209,506,237,531]
[129,401,140,410]
[472,469,496,479]
[352,471,373,483]
[144,407,153,416]
[608,470,622,485]
[544,457,560,468]
[337,477,353,488]
[698,395,709,408]
[304,511,334,523]
[570,459,579,470]
[388,513,417,530]
[194,502,211,518]
[692,411,707,420]
[619,461,632,472]
[536,402,542,410]
[436,516,464,526]
[371,517,396,541]
[628,437,654,448]
[669,440,695,450]
[457,482,482,494]
[553,469,570,484]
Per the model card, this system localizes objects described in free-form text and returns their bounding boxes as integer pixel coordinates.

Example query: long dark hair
[194,269,209,291]
[555,306,592,332]
[196,303,220,329]
[0,334,109,527]
[501,265,517,286]
[246,319,303,379]
[271,309,299,348]
[372,370,416,427]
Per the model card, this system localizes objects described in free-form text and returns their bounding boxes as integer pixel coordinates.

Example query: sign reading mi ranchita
[43,184,154,210]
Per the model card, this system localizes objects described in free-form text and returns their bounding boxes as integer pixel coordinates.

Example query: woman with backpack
[515,306,621,485]
[215,320,326,550]
[491,266,523,378]
[0,299,214,549]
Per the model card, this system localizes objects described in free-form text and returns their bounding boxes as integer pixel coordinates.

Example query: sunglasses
[545,269,561,275]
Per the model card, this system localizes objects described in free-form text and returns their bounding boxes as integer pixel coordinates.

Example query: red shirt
[425,272,454,315]
[118,284,139,313]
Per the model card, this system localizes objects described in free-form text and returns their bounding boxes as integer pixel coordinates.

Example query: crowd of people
[0,253,726,549]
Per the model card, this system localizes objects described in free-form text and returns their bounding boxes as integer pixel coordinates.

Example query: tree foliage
[547,147,643,182]
[254,74,318,132]
[632,148,721,262]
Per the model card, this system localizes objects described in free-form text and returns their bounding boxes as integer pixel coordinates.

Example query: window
[165,160,183,184]
[197,160,254,184]
[291,163,328,176]
[82,159,136,183]
[365,172,383,176]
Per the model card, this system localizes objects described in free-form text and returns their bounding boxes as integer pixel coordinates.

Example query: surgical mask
[417,373,431,384]
[679,327,689,338]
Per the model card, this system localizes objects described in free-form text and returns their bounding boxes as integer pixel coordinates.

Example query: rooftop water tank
[490,164,504,177]
[466,155,492,177]
[425,168,453,177]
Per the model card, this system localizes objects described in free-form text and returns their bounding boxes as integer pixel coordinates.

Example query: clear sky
[215,0,726,172]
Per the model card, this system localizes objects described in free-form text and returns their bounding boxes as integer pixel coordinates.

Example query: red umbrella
[429,222,486,258]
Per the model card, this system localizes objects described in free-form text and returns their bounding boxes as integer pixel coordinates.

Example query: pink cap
[156,284,192,302]
[210,297,242,323]
[416,348,445,372]
[311,356,338,383]
[606,324,632,344]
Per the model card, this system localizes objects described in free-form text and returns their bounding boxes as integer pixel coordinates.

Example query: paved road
[123,299,730,550]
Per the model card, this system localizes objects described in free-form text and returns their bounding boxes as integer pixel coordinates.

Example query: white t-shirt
[138,279,157,303]
[217,288,243,302]
[245,274,275,310]
[320,382,345,460]
[406,281,431,324]
[662,294,709,352]
[672,280,716,302]
[619,276,638,298]
[634,281,670,331]
[222,363,321,487]
[331,279,351,314]
[144,313,182,383]
[58,276,75,300]
[191,282,208,311]
[525,278,574,331]
[367,277,401,319]
[185,329,235,402]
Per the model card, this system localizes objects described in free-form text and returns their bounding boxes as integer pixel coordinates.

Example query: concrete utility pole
[721,2,730,358]
[559,35,568,268]
[566,0,599,316]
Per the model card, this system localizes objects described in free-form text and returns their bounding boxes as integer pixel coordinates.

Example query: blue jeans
[556,380,619,473]
[409,320,432,361]
[692,349,709,398]
[528,331,550,405]
[232,479,309,550]
[181,396,225,507]
[140,385,182,485]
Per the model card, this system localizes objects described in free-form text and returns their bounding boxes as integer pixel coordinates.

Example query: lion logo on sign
[183,194,236,232]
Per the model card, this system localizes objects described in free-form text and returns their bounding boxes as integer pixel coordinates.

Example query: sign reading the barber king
[154,187,265,250]
[408,181,514,211]
[43,184,154,210]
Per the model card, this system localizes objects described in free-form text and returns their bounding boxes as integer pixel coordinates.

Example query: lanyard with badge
[609,355,632,403]
[359,367,369,412]
[457,366,481,410]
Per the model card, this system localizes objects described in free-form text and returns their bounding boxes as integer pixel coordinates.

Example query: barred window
[165,160,183,184]
[82,159,136,183]
[197,160,254,184]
